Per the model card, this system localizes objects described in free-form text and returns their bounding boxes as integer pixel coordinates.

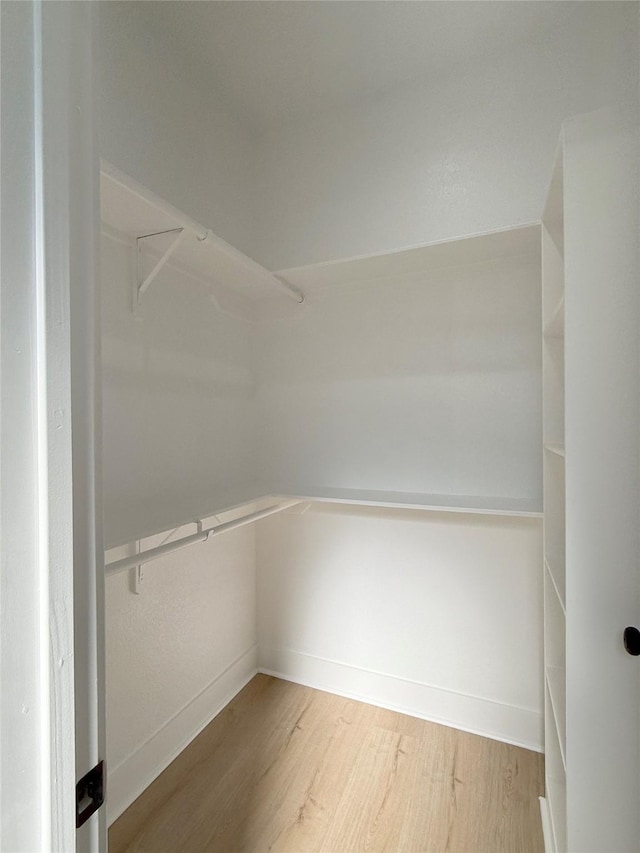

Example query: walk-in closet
[2,2,638,852]
[96,3,639,851]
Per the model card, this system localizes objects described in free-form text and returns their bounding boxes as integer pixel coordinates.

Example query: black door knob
[624,627,640,656]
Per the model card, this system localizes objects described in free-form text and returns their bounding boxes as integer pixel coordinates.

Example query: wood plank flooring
[109,675,544,853]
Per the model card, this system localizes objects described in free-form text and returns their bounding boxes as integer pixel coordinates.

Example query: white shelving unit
[540,140,566,853]
[538,104,640,853]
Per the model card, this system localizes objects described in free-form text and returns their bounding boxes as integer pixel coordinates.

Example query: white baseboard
[259,646,543,753]
[108,643,542,826]
[107,644,258,825]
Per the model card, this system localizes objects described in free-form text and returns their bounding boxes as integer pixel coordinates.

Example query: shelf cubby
[544,568,566,671]
[544,454,565,606]
[543,338,565,450]
[545,558,565,616]
[546,665,566,770]
[544,696,567,853]
[543,295,564,339]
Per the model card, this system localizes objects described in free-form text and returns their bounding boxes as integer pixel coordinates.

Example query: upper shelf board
[275,224,541,292]
[100,161,303,304]
[273,486,542,518]
[101,163,541,305]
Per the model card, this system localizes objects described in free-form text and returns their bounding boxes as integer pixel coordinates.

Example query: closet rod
[105,499,302,577]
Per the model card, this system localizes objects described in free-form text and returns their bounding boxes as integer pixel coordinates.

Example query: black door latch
[623,626,640,656]
[76,761,104,828]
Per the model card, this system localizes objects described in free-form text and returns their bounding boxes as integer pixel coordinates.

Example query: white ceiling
[132,1,578,132]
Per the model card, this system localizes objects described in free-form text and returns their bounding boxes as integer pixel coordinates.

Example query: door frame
[0,2,105,850]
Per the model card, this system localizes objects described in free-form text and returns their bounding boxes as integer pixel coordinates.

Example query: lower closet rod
[105,499,302,577]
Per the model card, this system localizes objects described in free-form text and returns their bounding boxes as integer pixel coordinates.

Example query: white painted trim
[1,2,99,849]
[105,641,541,826]
[259,646,543,753]
[539,797,555,853]
[107,645,258,825]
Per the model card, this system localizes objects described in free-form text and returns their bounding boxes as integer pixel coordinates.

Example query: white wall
[101,234,258,549]
[105,523,258,824]
[101,223,261,824]
[258,504,543,750]
[255,3,640,270]
[256,253,542,504]
[97,2,258,257]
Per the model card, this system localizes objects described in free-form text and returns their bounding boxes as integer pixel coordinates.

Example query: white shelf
[105,486,542,551]
[544,296,565,339]
[544,568,566,675]
[546,770,567,853]
[546,666,567,770]
[104,484,275,551]
[544,448,565,601]
[545,559,566,615]
[276,223,540,292]
[100,161,303,305]
[545,679,567,853]
[539,797,555,853]
[545,443,565,458]
[273,486,542,517]
[543,339,565,449]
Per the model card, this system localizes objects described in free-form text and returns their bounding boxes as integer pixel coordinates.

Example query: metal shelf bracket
[133,227,187,316]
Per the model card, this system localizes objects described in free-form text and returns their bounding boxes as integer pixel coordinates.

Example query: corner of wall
[107,645,258,825]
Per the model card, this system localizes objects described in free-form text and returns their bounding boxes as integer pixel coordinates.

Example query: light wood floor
[109,675,544,853]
